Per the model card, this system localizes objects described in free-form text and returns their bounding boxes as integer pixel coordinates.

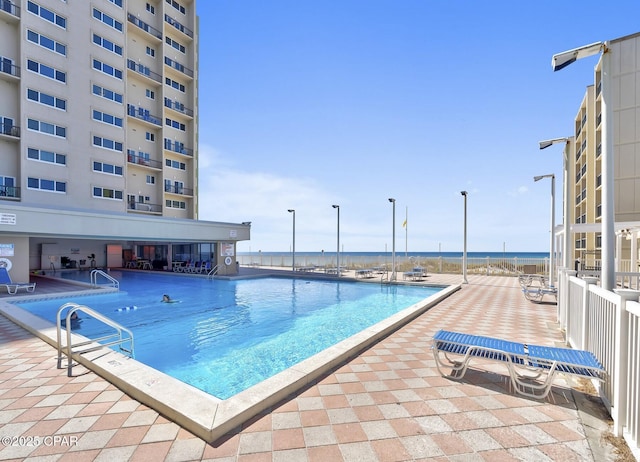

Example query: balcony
[164,56,193,78]
[164,184,193,196]
[127,13,162,40]
[127,59,162,83]
[127,153,162,170]
[163,138,193,157]
[0,185,20,199]
[128,201,162,214]
[164,98,193,118]
[127,104,162,127]
[0,59,20,80]
[164,14,193,38]
[0,0,20,21]
[0,122,20,139]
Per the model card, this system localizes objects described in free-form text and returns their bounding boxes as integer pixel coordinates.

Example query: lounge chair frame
[432,330,605,399]
[0,268,36,294]
[518,274,557,303]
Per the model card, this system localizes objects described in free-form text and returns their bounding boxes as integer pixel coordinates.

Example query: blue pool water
[18,271,443,399]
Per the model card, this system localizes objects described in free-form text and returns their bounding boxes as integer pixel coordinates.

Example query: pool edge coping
[0,282,461,443]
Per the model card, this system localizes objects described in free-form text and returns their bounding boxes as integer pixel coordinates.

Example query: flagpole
[404,206,408,258]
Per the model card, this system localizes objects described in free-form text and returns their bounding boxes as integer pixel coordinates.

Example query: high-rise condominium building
[0,0,250,280]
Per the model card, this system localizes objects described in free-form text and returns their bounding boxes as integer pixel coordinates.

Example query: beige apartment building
[0,0,249,280]
[563,32,640,272]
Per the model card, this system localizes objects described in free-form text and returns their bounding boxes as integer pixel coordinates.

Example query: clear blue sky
[194,1,640,253]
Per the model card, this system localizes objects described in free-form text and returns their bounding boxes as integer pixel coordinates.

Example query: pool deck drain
[0,271,622,460]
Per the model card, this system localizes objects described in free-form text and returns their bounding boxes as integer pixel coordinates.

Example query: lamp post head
[534,174,554,182]
[332,204,339,209]
[539,138,571,150]
[460,191,467,196]
[388,198,395,203]
[287,209,295,213]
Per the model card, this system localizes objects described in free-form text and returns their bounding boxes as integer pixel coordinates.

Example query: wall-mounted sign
[229,230,237,238]
[220,242,235,257]
[0,244,15,256]
[0,214,16,225]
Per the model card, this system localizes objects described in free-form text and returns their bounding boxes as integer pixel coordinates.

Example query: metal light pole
[332,205,340,277]
[287,209,295,272]
[461,191,468,284]
[551,40,614,290]
[534,174,555,286]
[539,137,573,270]
[388,198,396,281]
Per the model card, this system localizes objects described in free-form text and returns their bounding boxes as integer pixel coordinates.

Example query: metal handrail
[56,302,134,376]
[208,264,220,279]
[90,269,119,289]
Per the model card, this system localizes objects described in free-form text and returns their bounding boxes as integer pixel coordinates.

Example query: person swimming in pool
[162,294,179,303]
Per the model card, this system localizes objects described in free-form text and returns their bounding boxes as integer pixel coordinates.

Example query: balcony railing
[128,201,161,213]
[163,138,193,157]
[0,185,20,199]
[127,104,162,126]
[127,153,163,169]
[127,13,162,39]
[164,56,193,78]
[127,59,162,83]
[0,59,20,78]
[164,98,193,117]
[164,184,193,196]
[0,0,20,18]
[164,14,193,38]
[0,123,20,137]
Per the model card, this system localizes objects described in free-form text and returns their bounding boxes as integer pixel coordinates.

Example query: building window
[27,59,66,83]
[146,3,155,14]
[107,0,123,7]
[146,88,155,99]
[93,59,123,80]
[165,117,185,131]
[27,147,66,165]
[27,1,67,28]
[27,29,67,56]
[146,46,155,57]
[27,88,66,111]
[92,84,123,104]
[0,177,17,197]
[92,135,123,152]
[146,175,155,184]
[165,77,185,93]
[27,177,66,193]
[92,33,123,56]
[93,187,123,200]
[27,118,66,138]
[93,109,123,127]
[145,132,155,142]
[165,36,186,54]
[92,8,123,32]
[165,158,186,170]
[93,161,123,176]
[166,0,186,15]
[166,199,186,209]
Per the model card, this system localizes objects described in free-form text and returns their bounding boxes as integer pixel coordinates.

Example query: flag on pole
[402,219,407,228]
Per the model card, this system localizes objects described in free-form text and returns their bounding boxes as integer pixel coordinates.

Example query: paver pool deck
[0,271,619,461]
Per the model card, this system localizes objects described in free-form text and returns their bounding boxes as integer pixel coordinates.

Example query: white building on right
[557,32,640,275]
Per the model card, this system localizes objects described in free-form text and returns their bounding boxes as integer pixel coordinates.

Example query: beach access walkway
[0,272,627,461]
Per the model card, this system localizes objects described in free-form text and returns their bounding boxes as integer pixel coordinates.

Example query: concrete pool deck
[0,271,622,460]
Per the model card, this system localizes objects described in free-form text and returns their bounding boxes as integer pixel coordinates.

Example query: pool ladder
[56,302,134,376]
[207,264,220,279]
[91,269,119,289]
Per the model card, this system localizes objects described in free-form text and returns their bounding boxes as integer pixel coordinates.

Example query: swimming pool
[18,271,444,399]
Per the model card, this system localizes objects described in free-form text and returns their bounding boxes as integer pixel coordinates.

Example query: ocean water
[238,251,548,259]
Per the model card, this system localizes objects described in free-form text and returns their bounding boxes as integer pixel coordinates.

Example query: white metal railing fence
[237,255,550,277]
[559,268,640,451]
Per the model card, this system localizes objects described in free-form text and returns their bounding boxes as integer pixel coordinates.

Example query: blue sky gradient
[195,1,640,253]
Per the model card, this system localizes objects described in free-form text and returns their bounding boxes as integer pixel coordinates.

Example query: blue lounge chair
[432,330,605,399]
[0,268,36,294]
